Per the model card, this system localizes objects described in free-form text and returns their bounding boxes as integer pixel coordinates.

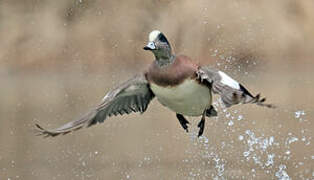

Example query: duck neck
[154,50,175,67]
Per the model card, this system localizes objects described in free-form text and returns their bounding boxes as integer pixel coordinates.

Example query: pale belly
[150,79,212,116]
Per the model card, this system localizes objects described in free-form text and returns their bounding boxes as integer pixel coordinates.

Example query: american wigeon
[36,30,274,137]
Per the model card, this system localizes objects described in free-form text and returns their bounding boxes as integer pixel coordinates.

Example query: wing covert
[197,66,274,108]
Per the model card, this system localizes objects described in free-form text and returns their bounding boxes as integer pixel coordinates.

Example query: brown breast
[146,55,199,87]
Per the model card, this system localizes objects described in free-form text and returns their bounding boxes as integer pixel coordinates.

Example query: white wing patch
[218,71,240,89]
[149,30,161,42]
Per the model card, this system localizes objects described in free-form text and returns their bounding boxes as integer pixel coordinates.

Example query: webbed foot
[176,114,190,132]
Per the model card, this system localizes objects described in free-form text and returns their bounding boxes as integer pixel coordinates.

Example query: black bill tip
[143,46,151,50]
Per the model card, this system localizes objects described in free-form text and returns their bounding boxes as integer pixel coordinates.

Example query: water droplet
[294,110,305,119]
[265,154,275,167]
[286,136,298,145]
[228,120,234,126]
[243,151,250,157]
[275,164,290,180]
[238,135,244,141]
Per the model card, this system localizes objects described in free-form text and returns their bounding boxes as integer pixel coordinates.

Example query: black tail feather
[252,93,276,108]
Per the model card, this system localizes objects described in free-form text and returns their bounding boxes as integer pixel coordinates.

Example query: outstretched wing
[196,66,274,108]
[35,74,155,137]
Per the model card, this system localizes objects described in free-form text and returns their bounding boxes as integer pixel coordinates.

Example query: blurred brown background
[0,0,313,179]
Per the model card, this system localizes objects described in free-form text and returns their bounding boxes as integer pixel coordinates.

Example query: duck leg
[176,114,189,132]
[197,111,206,137]
[205,105,217,117]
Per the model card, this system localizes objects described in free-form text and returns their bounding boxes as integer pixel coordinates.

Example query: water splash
[294,110,305,119]
[275,165,290,180]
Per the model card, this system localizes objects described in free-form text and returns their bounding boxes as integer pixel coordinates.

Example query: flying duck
[36,30,274,137]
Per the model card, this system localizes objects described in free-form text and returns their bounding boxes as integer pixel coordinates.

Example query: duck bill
[143,42,156,50]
